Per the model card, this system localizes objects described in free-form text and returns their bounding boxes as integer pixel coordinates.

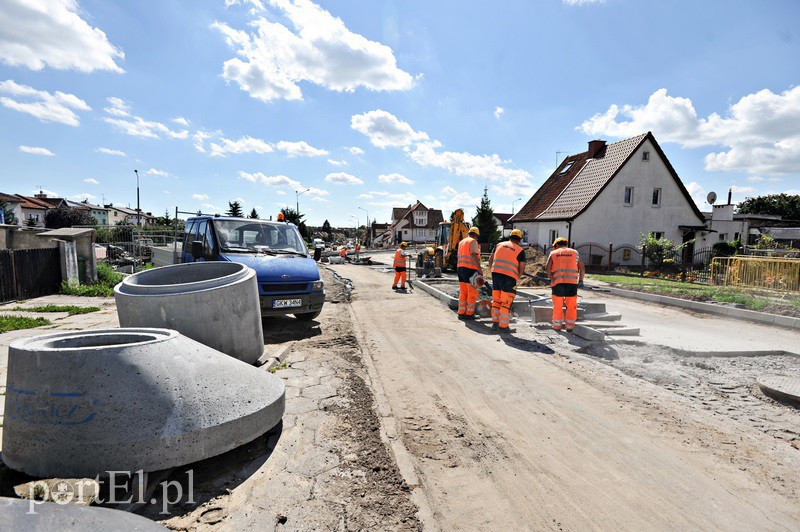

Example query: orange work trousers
[393,270,407,288]
[458,282,478,316]
[491,290,516,329]
[552,295,577,330]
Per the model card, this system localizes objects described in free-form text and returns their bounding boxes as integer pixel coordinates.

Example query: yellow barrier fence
[710,256,800,292]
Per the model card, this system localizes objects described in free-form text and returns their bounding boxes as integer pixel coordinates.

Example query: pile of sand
[484,248,550,287]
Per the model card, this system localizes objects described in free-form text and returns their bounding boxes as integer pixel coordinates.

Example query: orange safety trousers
[458,282,478,315]
[393,270,407,287]
[552,295,577,330]
[491,290,516,329]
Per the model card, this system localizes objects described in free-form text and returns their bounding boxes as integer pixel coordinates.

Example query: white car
[312,238,326,250]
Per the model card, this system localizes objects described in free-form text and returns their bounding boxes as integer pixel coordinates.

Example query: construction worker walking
[392,242,408,290]
[488,229,526,333]
[546,237,585,332]
[456,226,483,320]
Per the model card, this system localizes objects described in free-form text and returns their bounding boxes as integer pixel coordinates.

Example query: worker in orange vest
[392,242,408,290]
[488,229,526,333]
[456,227,483,320]
[546,237,585,332]
[339,246,347,260]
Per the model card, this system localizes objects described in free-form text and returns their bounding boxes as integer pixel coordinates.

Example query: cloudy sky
[0,0,798,225]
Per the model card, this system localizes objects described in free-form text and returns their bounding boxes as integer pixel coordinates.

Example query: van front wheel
[294,311,321,321]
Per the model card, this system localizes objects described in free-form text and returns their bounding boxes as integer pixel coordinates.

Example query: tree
[44,205,96,229]
[321,219,332,242]
[156,208,173,226]
[737,193,800,221]
[226,200,244,217]
[280,207,311,239]
[248,208,259,219]
[0,199,18,225]
[472,186,500,246]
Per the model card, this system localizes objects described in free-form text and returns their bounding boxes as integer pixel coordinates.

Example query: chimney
[34,189,47,198]
[587,140,606,158]
[727,188,732,205]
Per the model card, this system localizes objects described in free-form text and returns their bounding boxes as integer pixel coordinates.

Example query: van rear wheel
[294,310,321,321]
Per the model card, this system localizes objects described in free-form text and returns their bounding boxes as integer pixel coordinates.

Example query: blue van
[181,216,324,320]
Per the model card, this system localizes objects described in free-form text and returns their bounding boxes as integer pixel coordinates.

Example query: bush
[60,262,124,297]
[712,240,739,257]
[641,232,677,270]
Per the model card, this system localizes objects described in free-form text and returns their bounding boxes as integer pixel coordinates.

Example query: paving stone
[573,324,606,341]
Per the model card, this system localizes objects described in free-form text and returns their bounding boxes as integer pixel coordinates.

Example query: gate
[0,248,62,302]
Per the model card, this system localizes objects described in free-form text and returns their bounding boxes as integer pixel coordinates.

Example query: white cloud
[95,147,126,156]
[325,172,363,185]
[192,193,210,200]
[327,158,347,166]
[351,109,533,195]
[213,0,414,102]
[563,0,605,5]
[276,140,328,157]
[493,106,504,119]
[378,173,413,185]
[685,181,709,209]
[351,109,429,148]
[72,193,95,201]
[238,171,302,189]
[305,186,329,196]
[0,79,90,126]
[347,146,364,155]
[276,190,286,195]
[19,145,54,156]
[172,116,189,126]
[0,0,124,72]
[730,185,755,195]
[103,97,188,139]
[746,176,781,183]
[439,186,480,212]
[83,178,99,185]
[359,190,415,207]
[202,203,222,211]
[145,168,171,177]
[210,135,273,157]
[311,196,329,202]
[579,86,800,174]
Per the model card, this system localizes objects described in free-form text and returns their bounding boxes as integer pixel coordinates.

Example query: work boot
[457,314,466,320]
[391,285,398,290]
[462,314,477,321]
[565,328,574,333]
[400,285,406,290]
[499,327,515,334]
[491,322,499,331]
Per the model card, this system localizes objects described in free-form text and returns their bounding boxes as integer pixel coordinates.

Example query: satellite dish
[707,191,717,205]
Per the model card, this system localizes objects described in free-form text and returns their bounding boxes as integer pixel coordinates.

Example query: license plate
[273,298,303,309]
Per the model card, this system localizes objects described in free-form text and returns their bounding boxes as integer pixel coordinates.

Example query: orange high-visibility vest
[394,248,406,268]
[340,247,347,257]
[491,241,523,280]
[457,236,478,269]
[549,248,580,287]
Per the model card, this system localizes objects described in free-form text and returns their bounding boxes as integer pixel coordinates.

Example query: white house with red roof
[510,132,705,264]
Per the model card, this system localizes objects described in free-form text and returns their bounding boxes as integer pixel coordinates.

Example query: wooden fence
[0,248,62,302]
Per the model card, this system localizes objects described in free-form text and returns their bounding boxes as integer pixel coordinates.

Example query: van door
[181,220,197,263]
[192,220,207,262]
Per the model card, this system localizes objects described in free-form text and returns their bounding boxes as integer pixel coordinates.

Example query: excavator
[434,208,470,272]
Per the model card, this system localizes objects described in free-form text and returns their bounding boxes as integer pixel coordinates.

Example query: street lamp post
[349,214,359,244]
[295,188,310,214]
[511,197,522,215]
[358,206,369,248]
[133,169,141,228]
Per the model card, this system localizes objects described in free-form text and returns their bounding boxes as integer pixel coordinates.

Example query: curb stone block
[573,324,605,341]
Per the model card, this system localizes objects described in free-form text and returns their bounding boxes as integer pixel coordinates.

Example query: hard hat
[468,226,480,236]
[553,237,569,246]
[510,229,523,239]
[400,242,408,247]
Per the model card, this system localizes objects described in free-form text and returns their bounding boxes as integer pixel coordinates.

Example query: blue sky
[1,0,798,226]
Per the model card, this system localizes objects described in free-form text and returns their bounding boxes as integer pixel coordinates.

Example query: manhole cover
[757,375,800,405]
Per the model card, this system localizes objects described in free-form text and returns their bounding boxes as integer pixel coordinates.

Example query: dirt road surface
[330,261,800,530]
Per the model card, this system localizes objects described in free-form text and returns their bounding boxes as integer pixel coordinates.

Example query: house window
[651,231,664,240]
[548,230,559,244]
[642,151,650,161]
[734,232,740,241]
[651,188,661,206]
[624,187,634,205]
[413,211,428,226]
[719,233,727,241]
[560,161,574,174]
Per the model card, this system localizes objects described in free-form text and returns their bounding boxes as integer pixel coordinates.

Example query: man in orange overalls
[456,226,482,320]
[546,237,585,332]
[392,242,408,290]
[488,229,526,333]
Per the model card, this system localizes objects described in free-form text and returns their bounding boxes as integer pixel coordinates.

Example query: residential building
[510,132,705,265]
[493,213,513,238]
[76,199,110,225]
[106,204,157,226]
[13,195,50,227]
[0,192,23,225]
[697,189,799,246]
[371,222,391,246]
[390,201,444,244]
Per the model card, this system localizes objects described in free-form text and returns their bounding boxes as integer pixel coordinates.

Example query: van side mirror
[191,240,203,260]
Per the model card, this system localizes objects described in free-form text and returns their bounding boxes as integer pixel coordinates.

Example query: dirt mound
[518,248,549,287]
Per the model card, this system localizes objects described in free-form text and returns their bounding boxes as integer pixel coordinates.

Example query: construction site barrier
[710,256,800,292]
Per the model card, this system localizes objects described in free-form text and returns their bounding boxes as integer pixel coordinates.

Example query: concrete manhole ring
[757,374,800,405]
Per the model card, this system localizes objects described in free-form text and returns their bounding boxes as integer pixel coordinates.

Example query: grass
[59,262,124,297]
[268,361,289,373]
[588,273,800,313]
[0,315,51,333]
[10,305,100,316]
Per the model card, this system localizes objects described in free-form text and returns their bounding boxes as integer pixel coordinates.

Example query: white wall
[572,138,702,263]
[512,220,570,248]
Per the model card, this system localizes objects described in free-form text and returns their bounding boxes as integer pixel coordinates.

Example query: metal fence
[0,248,62,302]
[710,256,800,292]
[82,225,181,270]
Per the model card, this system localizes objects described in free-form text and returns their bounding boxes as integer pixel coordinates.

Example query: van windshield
[214,220,307,255]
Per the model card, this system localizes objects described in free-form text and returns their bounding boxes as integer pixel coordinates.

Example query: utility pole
[295,188,310,214]
[358,206,369,247]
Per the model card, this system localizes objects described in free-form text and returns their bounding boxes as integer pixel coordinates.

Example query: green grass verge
[588,273,800,313]
[59,262,124,297]
[10,305,100,316]
[0,315,51,333]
